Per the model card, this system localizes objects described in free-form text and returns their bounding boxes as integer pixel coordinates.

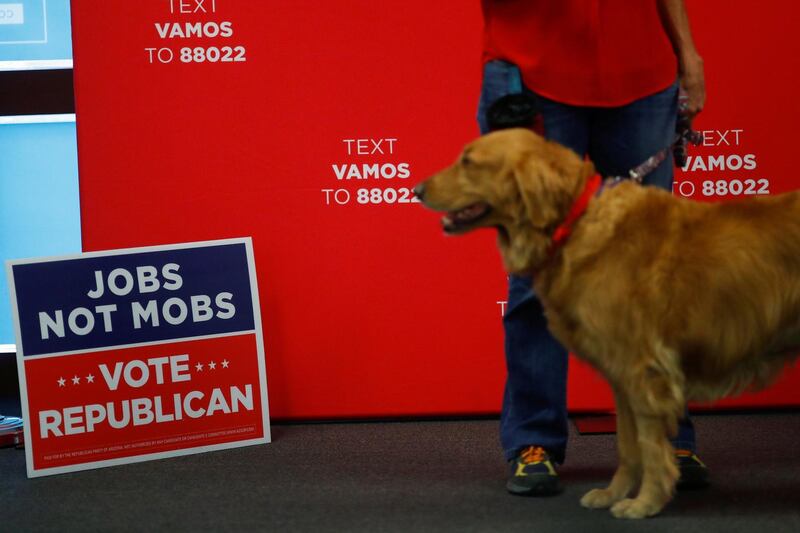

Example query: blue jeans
[478,60,696,462]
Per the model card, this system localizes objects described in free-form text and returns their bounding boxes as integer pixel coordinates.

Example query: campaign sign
[5,238,270,477]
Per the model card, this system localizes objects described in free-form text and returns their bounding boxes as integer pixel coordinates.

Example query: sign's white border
[5,237,271,478]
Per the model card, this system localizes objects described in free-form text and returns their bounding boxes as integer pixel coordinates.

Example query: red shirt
[482,0,678,107]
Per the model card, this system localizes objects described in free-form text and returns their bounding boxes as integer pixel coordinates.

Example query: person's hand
[679,52,705,119]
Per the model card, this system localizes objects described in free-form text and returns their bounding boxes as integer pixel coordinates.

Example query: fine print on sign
[6,238,270,477]
[145,0,246,65]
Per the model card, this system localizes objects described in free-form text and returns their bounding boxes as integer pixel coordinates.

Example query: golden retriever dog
[414,128,800,519]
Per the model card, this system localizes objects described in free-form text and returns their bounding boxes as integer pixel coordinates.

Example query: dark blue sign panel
[10,240,256,357]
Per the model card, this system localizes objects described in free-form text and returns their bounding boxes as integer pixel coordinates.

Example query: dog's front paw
[609,498,661,519]
[580,488,619,509]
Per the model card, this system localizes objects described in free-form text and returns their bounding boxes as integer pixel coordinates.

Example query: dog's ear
[513,145,595,229]
[512,165,560,229]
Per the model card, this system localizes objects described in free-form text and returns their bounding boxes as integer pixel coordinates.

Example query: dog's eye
[461,155,473,167]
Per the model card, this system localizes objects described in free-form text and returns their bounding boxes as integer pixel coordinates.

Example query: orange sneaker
[506,445,561,496]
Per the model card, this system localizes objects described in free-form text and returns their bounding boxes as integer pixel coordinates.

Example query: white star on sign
[208,361,216,370]
[86,374,95,383]
[57,377,66,387]
[72,375,81,385]
[221,359,229,368]
[195,362,204,372]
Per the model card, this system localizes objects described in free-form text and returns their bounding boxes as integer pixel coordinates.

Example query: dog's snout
[413,183,426,201]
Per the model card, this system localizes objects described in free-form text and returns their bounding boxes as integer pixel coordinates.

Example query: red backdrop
[70,0,800,419]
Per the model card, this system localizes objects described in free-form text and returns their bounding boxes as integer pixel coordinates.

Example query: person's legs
[500,275,569,463]
[588,81,678,191]
[478,63,594,467]
[587,81,707,486]
[477,64,578,483]
[499,93,594,464]
[500,94,594,495]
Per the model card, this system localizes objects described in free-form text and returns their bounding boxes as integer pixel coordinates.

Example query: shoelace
[520,445,547,464]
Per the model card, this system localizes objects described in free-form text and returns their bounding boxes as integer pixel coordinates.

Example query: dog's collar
[549,173,603,254]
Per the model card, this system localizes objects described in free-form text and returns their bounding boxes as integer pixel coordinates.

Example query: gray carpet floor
[1,412,799,532]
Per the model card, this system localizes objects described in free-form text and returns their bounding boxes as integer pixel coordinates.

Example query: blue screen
[1,0,77,351]
[0,0,72,62]
[0,120,81,348]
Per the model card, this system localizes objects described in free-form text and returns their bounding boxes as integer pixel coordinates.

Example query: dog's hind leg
[580,389,641,509]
